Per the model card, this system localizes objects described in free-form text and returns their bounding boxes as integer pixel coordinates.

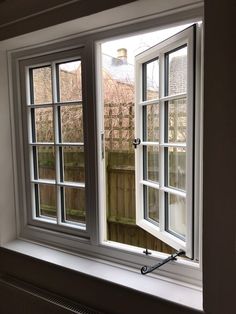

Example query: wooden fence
[106,151,174,253]
[38,151,175,253]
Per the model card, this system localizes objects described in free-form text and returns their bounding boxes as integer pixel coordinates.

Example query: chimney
[117,48,127,64]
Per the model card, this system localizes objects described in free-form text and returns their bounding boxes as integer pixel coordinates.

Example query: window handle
[141,249,185,275]
[133,138,141,148]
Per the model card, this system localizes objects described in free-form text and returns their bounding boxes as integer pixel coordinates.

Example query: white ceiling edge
[0,0,79,29]
[0,0,203,51]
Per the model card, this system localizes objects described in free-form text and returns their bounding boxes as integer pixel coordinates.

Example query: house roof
[102,53,159,93]
[102,53,134,84]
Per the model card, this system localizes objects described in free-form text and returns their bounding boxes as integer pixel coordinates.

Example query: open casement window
[135,26,195,258]
[19,48,89,237]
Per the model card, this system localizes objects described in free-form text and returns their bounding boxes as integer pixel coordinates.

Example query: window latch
[141,249,185,275]
[133,138,141,149]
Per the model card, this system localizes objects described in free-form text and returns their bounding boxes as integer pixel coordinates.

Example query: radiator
[0,274,103,314]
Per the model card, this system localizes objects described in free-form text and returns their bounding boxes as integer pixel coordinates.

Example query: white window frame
[6,6,203,288]
[18,48,92,238]
[135,26,195,258]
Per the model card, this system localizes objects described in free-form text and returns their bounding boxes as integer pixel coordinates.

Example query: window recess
[135,26,195,258]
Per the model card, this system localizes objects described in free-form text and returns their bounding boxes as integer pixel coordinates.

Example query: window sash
[19,48,90,236]
[135,26,195,258]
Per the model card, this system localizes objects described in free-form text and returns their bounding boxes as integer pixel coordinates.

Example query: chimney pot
[117,48,127,64]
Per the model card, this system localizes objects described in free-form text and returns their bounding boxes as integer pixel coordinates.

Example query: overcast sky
[101,24,191,64]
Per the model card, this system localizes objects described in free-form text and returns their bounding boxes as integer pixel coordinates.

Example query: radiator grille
[0,274,103,314]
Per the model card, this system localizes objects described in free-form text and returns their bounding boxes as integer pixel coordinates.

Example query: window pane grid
[141,181,186,196]
[59,104,84,144]
[165,192,186,240]
[28,59,86,227]
[27,101,83,109]
[138,93,187,107]
[165,45,188,97]
[139,39,190,249]
[33,183,57,220]
[163,45,188,240]
[31,179,56,185]
[54,101,83,106]
[142,58,159,102]
[160,143,186,148]
[143,185,160,224]
[29,143,84,147]
[29,65,53,105]
[31,179,85,188]
[165,146,186,192]
[165,98,187,144]
[61,186,86,225]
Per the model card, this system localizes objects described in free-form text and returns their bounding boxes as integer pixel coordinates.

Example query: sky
[60,24,192,71]
[101,24,191,65]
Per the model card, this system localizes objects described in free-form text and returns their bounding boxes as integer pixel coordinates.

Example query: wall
[0,0,137,40]
[203,0,236,313]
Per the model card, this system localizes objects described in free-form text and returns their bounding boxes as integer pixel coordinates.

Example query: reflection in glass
[145,146,159,182]
[61,105,84,143]
[146,186,159,223]
[35,107,54,142]
[63,146,85,183]
[31,67,52,104]
[144,59,159,101]
[167,98,187,143]
[167,46,187,96]
[38,184,56,218]
[64,187,86,224]
[144,104,159,142]
[168,193,186,238]
[168,147,186,191]
[37,146,55,180]
[58,60,82,102]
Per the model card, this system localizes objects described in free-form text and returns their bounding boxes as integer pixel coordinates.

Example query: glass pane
[31,67,52,104]
[143,104,159,142]
[167,98,187,143]
[145,186,159,223]
[61,105,84,143]
[144,59,159,101]
[145,146,159,182]
[63,146,85,183]
[36,146,55,180]
[167,46,187,96]
[168,193,186,238]
[38,184,56,218]
[64,187,86,224]
[58,60,82,102]
[35,107,54,142]
[168,147,186,191]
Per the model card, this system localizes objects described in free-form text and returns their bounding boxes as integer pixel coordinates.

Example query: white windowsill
[2,239,203,311]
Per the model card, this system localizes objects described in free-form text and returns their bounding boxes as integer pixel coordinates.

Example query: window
[135,26,195,258]
[14,18,202,284]
[100,24,199,261]
[19,49,89,236]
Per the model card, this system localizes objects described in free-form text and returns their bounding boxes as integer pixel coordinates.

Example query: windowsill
[2,239,203,311]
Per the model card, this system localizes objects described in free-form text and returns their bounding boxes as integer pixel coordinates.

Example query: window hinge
[101,132,104,159]
[133,138,141,148]
[141,249,185,275]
